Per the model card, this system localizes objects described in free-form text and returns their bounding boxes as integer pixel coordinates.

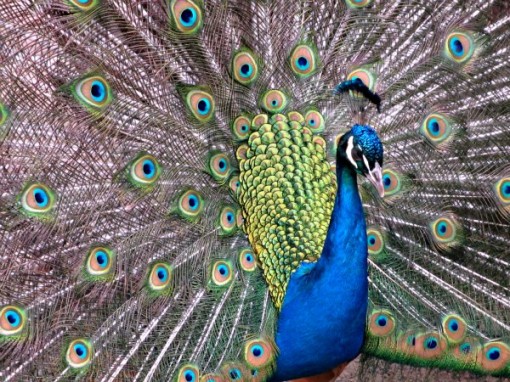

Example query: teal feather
[0,1,509,381]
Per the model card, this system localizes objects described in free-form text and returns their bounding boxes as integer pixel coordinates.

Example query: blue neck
[271,160,369,381]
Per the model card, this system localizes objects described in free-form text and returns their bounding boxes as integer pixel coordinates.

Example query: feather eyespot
[382,169,402,197]
[494,177,510,207]
[239,248,256,272]
[368,310,396,337]
[170,0,203,34]
[290,44,318,78]
[177,189,204,220]
[66,339,93,369]
[219,206,238,235]
[479,342,510,371]
[347,68,376,94]
[453,337,480,361]
[220,362,248,381]
[0,305,26,337]
[147,262,173,293]
[232,50,259,85]
[208,152,231,182]
[430,216,459,246]
[398,331,417,355]
[304,110,325,134]
[74,75,113,111]
[186,90,215,122]
[68,0,100,11]
[85,246,115,278]
[0,103,10,126]
[445,32,475,64]
[210,260,234,287]
[420,113,452,145]
[366,228,385,256]
[243,338,275,368]
[232,115,252,141]
[20,183,56,216]
[177,364,200,382]
[261,90,288,114]
[414,332,447,359]
[345,0,372,8]
[441,314,467,343]
[128,154,161,187]
[229,176,240,194]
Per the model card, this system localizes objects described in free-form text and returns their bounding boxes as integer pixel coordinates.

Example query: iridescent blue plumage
[272,125,384,380]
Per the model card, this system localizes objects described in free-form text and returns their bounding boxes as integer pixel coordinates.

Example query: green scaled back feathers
[0,0,510,381]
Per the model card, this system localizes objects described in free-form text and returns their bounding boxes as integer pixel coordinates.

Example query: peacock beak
[367,162,384,198]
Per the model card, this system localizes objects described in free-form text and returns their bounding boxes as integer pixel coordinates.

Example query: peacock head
[337,124,384,197]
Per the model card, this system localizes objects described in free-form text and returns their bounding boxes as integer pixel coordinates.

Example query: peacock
[0,0,509,381]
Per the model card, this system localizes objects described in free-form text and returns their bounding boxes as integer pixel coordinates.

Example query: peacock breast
[236,110,337,309]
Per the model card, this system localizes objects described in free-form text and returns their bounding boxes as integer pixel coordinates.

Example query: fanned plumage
[0,0,509,381]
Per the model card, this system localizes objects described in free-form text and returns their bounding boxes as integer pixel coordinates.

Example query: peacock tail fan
[0,0,509,381]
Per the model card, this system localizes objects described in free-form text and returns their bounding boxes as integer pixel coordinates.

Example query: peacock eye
[479,342,510,371]
[177,365,199,382]
[261,90,288,113]
[229,176,241,194]
[147,262,173,293]
[366,228,385,256]
[20,183,56,216]
[66,339,93,368]
[74,75,113,111]
[368,310,396,337]
[232,50,259,85]
[220,362,248,381]
[494,177,510,207]
[445,32,475,64]
[186,90,215,122]
[304,110,325,134]
[239,248,256,272]
[441,314,467,343]
[420,113,452,146]
[170,0,203,34]
[210,260,234,287]
[85,246,115,278]
[208,152,231,182]
[431,217,456,243]
[219,206,238,235]
[352,147,363,162]
[176,188,204,220]
[127,154,161,187]
[382,169,402,197]
[243,338,275,368]
[232,115,252,141]
[0,305,26,336]
[290,43,318,78]
[414,332,447,359]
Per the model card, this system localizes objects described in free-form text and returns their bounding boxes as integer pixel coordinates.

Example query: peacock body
[0,0,509,381]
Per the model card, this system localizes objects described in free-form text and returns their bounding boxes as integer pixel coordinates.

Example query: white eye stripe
[363,154,370,171]
[346,136,358,168]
